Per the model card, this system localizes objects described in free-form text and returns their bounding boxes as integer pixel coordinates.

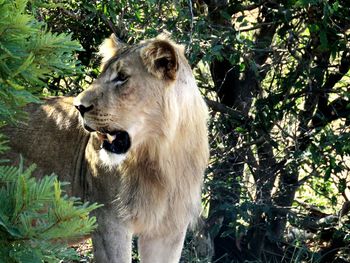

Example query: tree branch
[312,50,350,128]
[205,98,245,121]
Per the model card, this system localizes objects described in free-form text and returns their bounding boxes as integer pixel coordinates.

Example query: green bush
[0,162,100,263]
[0,1,100,262]
[0,0,81,123]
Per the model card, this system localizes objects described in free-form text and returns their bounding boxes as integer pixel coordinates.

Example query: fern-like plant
[0,161,101,262]
[0,1,101,262]
[0,0,82,123]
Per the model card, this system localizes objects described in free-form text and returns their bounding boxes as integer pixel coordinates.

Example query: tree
[199,1,350,262]
[9,0,350,262]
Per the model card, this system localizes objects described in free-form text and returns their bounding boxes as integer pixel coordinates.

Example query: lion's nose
[75,104,94,116]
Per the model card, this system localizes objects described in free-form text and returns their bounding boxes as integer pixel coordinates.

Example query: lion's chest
[118,164,177,233]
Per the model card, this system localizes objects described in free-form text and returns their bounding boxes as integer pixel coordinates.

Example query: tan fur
[98,33,124,67]
[3,34,209,263]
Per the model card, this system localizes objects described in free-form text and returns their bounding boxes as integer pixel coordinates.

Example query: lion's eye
[112,72,129,87]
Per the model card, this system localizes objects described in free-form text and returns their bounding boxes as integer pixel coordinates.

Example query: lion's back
[1,97,89,197]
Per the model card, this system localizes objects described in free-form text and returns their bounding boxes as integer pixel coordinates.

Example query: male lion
[2,34,209,263]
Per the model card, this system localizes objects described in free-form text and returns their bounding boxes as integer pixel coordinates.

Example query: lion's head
[74,34,208,168]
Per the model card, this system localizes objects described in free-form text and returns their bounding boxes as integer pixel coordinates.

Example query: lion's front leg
[91,208,132,263]
[138,226,188,263]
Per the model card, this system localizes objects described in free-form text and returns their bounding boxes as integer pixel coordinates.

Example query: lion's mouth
[97,130,131,154]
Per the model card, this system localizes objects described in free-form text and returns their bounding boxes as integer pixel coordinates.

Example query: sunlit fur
[75,34,209,235]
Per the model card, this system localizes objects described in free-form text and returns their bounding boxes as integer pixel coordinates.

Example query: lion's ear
[141,39,179,80]
[98,34,124,66]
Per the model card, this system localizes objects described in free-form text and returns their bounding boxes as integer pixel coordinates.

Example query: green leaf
[236,15,244,23]
[338,178,346,193]
[0,215,22,238]
[319,30,328,50]
[324,167,331,181]
[10,248,42,263]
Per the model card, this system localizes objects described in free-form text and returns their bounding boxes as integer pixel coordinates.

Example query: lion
[2,34,209,263]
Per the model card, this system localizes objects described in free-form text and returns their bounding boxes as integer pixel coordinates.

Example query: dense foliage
[0,162,100,263]
[0,0,81,123]
[0,1,99,262]
[2,0,350,262]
